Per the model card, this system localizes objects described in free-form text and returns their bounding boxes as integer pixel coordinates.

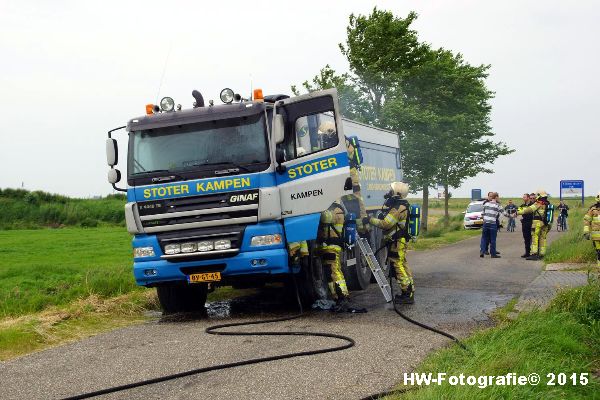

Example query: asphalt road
[0,226,553,400]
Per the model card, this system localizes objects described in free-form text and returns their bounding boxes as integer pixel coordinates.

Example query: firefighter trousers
[316,244,349,298]
[388,237,414,291]
[531,221,550,256]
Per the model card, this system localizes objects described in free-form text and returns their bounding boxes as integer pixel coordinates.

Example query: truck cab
[106,88,402,313]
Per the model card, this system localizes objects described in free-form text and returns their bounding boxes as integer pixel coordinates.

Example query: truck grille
[137,189,259,233]
[156,225,246,261]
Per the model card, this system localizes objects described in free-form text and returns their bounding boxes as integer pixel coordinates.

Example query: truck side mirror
[108,169,121,184]
[275,146,287,174]
[106,138,118,166]
[272,114,284,145]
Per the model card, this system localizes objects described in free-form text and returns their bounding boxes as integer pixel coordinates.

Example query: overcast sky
[1,0,598,199]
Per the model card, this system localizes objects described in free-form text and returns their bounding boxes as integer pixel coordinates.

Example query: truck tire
[342,245,372,290]
[294,242,329,307]
[156,283,208,314]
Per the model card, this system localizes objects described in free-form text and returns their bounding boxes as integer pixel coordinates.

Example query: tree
[292,8,513,230]
[291,65,374,122]
[339,8,429,126]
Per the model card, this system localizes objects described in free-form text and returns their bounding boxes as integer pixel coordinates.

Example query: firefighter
[583,191,600,267]
[316,201,350,310]
[517,189,551,260]
[318,121,338,149]
[366,182,414,304]
[318,121,369,235]
[341,136,369,236]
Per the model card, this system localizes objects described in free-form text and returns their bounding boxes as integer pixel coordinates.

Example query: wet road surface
[0,228,553,399]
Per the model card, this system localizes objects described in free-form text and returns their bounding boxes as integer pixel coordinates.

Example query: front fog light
[198,241,214,252]
[181,242,198,253]
[134,247,155,258]
[214,239,231,250]
[251,234,282,246]
[165,244,181,255]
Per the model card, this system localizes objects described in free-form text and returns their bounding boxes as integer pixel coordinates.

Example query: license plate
[474,220,483,225]
[187,272,221,283]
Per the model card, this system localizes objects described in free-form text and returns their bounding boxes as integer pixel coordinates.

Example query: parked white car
[463,200,485,229]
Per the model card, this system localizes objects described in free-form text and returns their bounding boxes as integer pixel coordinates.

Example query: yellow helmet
[536,189,548,198]
[390,182,409,199]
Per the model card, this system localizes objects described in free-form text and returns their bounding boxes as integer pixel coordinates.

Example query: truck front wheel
[342,245,372,290]
[156,283,208,314]
[293,241,329,307]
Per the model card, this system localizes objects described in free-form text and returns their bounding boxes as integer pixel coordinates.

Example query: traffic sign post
[471,189,482,201]
[560,180,584,205]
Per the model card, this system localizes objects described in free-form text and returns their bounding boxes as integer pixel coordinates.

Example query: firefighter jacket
[584,203,600,241]
[369,199,408,242]
[518,198,550,223]
[318,203,345,245]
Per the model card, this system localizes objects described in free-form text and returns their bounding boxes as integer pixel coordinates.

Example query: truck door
[275,89,351,221]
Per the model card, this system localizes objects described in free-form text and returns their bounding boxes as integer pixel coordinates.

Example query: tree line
[292,8,513,229]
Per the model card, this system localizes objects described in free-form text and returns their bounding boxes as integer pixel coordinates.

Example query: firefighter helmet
[390,182,409,199]
[318,121,336,135]
[536,189,548,198]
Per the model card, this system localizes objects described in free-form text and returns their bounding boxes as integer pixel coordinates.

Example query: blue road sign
[560,180,584,205]
[471,189,482,201]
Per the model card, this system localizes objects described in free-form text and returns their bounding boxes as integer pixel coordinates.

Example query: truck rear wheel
[156,283,208,314]
[342,245,372,290]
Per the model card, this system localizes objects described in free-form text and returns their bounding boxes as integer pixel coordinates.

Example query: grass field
[0,188,125,229]
[0,228,135,317]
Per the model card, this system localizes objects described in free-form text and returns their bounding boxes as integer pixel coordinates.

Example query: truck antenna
[155,41,173,103]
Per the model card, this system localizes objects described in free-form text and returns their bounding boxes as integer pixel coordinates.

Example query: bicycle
[557,214,568,231]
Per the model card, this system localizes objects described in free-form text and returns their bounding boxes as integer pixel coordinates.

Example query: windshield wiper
[192,161,257,174]
[131,170,186,183]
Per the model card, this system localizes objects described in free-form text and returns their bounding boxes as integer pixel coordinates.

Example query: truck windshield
[128,113,269,181]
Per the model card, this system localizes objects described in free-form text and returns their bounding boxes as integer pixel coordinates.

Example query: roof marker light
[253,88,264,102]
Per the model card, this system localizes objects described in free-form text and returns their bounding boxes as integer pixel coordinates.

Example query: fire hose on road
[62,261,467,400]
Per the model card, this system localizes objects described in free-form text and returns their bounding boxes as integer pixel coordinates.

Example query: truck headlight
[181,242,198,253]
[197,241,214,252]
[164,244,181,255]
[134,246,155,258]
[251,234,282,246]
[214,239,231,250]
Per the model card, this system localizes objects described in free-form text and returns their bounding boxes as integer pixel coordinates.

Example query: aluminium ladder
[356,237,392,303]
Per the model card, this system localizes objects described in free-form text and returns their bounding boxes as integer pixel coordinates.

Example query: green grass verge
[0,290,159,361]
[545,207,597,264]
[387,281,600,399]
[410,214,480,251]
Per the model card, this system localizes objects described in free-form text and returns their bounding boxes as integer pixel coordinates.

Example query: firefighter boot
[394,284,414,305]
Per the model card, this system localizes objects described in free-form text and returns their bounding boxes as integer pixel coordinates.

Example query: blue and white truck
[106,88,402,312]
